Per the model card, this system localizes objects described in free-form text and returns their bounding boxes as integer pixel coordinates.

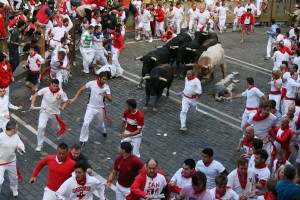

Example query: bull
[143,64,174,111]
[135,47,172,88]
[186,43,226,81]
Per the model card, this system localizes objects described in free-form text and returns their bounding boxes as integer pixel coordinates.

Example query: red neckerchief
[77,175,87,185]
[267,192,277,200]
[147,172,158,178]
[141,11,144,14]
[181,169,196,178]
[272,109,277,114]
[255,163,267,169]
[215,186,230,199]
[30,52,37,57]
[296,104,300,107]
[192,8,196,11]
[237,171,247,189]
[204,160,213,167]
[276,159,286,171]
[193,186,206,195]
[176,6,180,9]
[97,80,103,88]
[248,85,255,90]
[252,111,269,121]
[169,8,173,12]
[247,3,251,5]
[188,75,197,81]
[49,86,60,94]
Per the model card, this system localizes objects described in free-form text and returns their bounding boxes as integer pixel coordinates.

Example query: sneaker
[149,37,153,43]
[12,190,18,197]
[29,95,32,101]
[241,39,243,44]
[73,61,76,66]
[35,146,42,152]
[80,142,85,148]
[264,57,270,60]
[81,70,89,75]
[136,35,141,41]
[102,133,107,138]
[180,127,187,131]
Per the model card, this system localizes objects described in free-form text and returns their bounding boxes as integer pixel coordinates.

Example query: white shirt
[0,95,18,118]
[139,9,151,23]
[227,169,255,197]
[234,6,246,17]
[270,78,282,92]
[183,77,202,97]
[52,45,69,57]
[217,6,229,19]
[142,174,167,199]
[85,80,110,109]
[37,87,68,115]
[187,8,199,22]
[51,26,67,41]
[195,160,226,189]
[247,113,276,140]
[0,131,25,164]
[205,0,215,7]
[197,10,210,25]
[273,51,289,71]
[50,53,69,70]
[55,172,105,200]
[96,64,117,78]
[272,159,291,176]
[250,165,270,194]
[286,78,300,99]
[173,7,184,20]
[171,168,192,190]
[132,0,142,10]
[209,187,239,200]
[289,28,295,38]
[242,87,264,109]
[26,53,44,72]
[245,3,256,13]
[276,34,284,42]
[282,72,291,88]
[284,38,292,50]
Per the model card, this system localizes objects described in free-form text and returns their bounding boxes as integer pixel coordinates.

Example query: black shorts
[26,73,40,84]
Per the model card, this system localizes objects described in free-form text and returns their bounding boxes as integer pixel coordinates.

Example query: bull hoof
[153,107,158,112]
[137,85,142,89]
[143,106,148,110]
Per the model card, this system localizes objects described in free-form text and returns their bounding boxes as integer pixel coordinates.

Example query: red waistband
[183,93,197,99]
[246,107,258,111]
[285,97,295,100]
[269,91,281,95]
[0,161,12,166]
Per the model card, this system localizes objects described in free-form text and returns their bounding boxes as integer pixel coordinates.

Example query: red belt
[285,97,295,101]
[183,93,197,99]
[246,107,258,111]
[0,161,12,166]
[269,91,281,95]
[29,70,40,74]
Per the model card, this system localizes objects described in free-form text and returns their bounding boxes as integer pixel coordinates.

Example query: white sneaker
[12,190,18,197]
[241,39,243,44]
[29,95,32,101]
[180,127,187,131]
[116,69,124,77]
[149,37,153,43]
[136,35,141,41]
[35,146,42,152]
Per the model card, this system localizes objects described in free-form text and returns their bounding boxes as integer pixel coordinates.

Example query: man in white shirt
[69,72,112,147]
[283,71,300,115]
[55,161,105,199]
[50,51,69,90]
[210,174,239,200]
[245,101,277,164]
[195,148,228,190]
[179,70,202,131]
[227,158,256,199]
[0,121,25,197]
[216,2,231,34]
[0,87,22,132]
[169,159,196,199]
[245,0,257,15]
[228,77,268,136]
[173,2,184,34]
[272,149,291,177]
[196,6,210,32]
[136,6,153,43]
[31,79,69,152]
[233,2,246,32]
[186,3,199,34]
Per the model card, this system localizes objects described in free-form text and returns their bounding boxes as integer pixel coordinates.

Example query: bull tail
[220,57,227,79]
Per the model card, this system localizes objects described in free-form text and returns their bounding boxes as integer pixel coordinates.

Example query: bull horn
[202,31,208,35]
[202,65,209,69]
[170,46,179,49]
[159,77,167,82]
[142,75,151,80]
[186,47,192,51]
[151,57,157,61]
[185,63,195,67]
[134,56,143,60]
[192,49,197,52]
[155,45,163,48]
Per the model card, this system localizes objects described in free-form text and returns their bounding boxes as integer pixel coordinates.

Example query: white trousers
[80,47,95,73]
[37,112,59,147]
[241,109,257,134]
[188,20,196,33]
[233,16,241,31]
[175,18,182,34]
[111,46,123,75]
[43,187,56,200]
[0,160,18,191]
[0,117,9,132]
[80,107,105,142]
[266,37,276,58]
[282,99,295,116]
[180,96,197,128]
[218,17,226,31]
[269,94,281,111]
[94,49,108,65]
[256,0,262,16]
[155,21,164,37]
[116,182,130,200]
[50,69,64,89]
[121,130,142,158]
[263,142,273,165]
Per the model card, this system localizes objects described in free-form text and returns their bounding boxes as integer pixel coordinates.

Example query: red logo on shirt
[56,94,61,100]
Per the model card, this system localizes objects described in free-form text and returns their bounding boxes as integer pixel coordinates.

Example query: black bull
[143,64,174,111]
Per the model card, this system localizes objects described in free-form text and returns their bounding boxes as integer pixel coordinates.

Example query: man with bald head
[237,126,254,159]
[126,159,169,199]
[180,70,202,131]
